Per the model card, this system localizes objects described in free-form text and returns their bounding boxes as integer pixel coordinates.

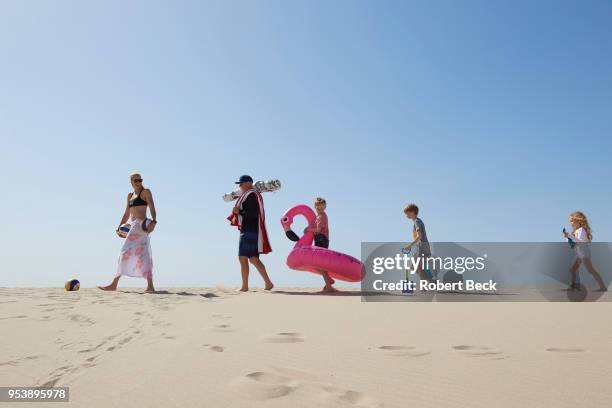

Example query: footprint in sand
[41,365,78,387]
[318,385,383,407]
[263,332,304,343]
[69,314,95,327]
[42,306,73,313]
[203,344,225,352]
[78,335,118,354]
[452,345,508,360]
[230,368,382,407]
[378,345,430,357]
[231,371,296,401]
[0,315,28,321]
[152,320,172,327]
[210,324,234,333]
[118,336,133,345]
[212,314,232,319]
[0,355,40,367]
[90,299,112,305]
[546,347,587,355]
[104,335,135,352]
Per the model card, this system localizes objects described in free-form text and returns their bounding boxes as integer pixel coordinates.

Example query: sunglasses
[133,179,143,183]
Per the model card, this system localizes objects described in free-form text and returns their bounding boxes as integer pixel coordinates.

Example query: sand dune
[1,287,611,407]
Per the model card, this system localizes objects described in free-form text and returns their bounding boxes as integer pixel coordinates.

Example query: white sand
[1,287,612,407]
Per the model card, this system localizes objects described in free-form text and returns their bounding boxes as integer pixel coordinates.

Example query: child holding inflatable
[304,197,336,292]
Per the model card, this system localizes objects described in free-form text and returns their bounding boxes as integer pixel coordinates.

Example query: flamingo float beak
[281,216,300,242]
[285,230,300,242]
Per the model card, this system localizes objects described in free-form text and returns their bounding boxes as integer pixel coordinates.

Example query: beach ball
[65,279,80,291]
[117,223,131,238]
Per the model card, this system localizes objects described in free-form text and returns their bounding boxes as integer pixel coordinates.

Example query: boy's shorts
[314,234,329,249]
[416,242,431,258]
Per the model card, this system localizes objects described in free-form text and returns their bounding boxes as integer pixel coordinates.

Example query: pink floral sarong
[116,219,153,278]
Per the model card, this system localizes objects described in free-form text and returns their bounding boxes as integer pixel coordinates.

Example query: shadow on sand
[118,290,219,298]
[271,290,363,297]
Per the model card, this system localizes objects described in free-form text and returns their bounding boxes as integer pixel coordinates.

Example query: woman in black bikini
[99,173,157,293]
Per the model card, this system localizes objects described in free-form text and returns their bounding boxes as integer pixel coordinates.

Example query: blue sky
[1,0,611,288]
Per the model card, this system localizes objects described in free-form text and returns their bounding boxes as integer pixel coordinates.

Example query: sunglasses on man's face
[133,179,143,183]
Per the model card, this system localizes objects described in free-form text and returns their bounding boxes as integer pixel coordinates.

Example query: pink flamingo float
[281,205,365,282]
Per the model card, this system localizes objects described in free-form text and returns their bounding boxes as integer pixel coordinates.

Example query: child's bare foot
[239,287,249,292]
[264,282,274,291]
[323,285,338,292]
[144,287,156,293]
[565,283,579,291]
[98,284,117,291]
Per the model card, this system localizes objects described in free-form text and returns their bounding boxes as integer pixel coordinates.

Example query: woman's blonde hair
[130,172,142,181]
[570,211,593,241]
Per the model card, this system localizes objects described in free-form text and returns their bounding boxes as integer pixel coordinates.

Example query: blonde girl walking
[563,211,607,291]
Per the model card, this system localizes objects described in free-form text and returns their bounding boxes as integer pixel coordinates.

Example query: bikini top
[129,190,148,207]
